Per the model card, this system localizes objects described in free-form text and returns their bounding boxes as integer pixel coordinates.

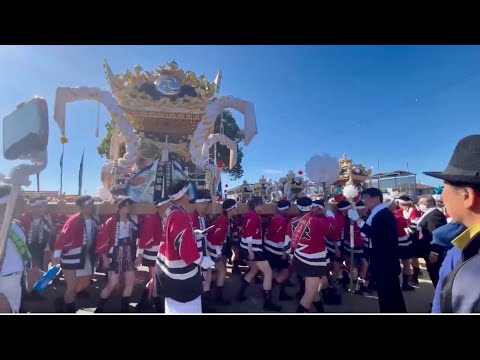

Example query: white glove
[348,209,360,221]
[194,229,204,240]
[325,210,335,219]
[200,256,215,270]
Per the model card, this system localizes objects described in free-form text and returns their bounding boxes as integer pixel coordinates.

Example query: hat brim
[424,171,480,185]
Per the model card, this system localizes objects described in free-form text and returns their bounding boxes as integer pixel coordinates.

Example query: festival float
[251,176,268,198]
[278,170,307,201]
[54,60,258,205]
[224,180,254,203]
[331,155,372,196]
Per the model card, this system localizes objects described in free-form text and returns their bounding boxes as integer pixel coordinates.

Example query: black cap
[167,179,190,200]
[312,199,325,208]
[425,135,480,185]
[337,200,351,210]
[195,189,212,203]
[355,200,365,208]
[155,196,170,207]
[277,199,291,210]
[222,198,237,211]
[117,197,135,210]
[76,195,93,208]
[29,196,48,207]
[397,195,413,205]
[296,197,313,211]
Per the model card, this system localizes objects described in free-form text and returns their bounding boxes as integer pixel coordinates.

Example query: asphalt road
[23,262,434,314]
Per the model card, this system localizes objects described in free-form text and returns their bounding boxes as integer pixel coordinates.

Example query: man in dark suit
[416,195,447,288]
[348,188,407,313]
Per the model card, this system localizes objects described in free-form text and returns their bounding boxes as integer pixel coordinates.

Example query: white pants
[0,272,23,313]
[165,295,202,314]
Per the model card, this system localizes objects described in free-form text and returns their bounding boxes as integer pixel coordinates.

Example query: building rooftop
[394,183,435,193]
[370,170,416,179]
[415,183,436,190]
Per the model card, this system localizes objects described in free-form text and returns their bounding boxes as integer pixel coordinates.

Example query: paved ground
[23,262,434,314]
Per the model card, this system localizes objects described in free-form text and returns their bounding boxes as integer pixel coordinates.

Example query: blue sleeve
[431,222,466,249]
[432,247,462,313]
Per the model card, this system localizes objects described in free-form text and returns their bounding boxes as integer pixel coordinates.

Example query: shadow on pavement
[23,265,434,314]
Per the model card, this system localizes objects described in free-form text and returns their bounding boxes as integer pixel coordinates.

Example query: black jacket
[418,208,447,255]
[360,207,401,277]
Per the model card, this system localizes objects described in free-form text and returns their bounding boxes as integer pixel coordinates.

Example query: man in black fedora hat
[424,134,480,313]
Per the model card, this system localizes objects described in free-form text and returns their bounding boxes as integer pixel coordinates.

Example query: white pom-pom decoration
[343,184,358,200]
[305,153,338,184]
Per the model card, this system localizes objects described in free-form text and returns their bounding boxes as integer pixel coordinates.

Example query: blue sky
[1,45,480,194]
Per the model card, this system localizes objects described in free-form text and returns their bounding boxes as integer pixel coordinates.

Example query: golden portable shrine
[4,67,374,218]
[53,60,258,205]
[331,155,372,193]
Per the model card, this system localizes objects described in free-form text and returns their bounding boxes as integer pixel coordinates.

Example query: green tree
[210,111,244,181]
[96,111,245,180]
[97,122,126,159]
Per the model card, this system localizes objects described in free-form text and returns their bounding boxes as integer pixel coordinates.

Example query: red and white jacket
[95,215,139,257]
[264,214,288,256]
[240,210,263,253]
[155,204,202,303]
[207,213,229,259]
[394,208,404,217]
[290,214,329,268]
[20,213,68,245]
[139,214,163,267]
[342,214,364,253]
[284,215,301,254]
[19,213,54,248]
[54,213,99,269]
[189,211,209,255]
[394,212,412,247]
[317,213,337,254]
[404,206,422,225]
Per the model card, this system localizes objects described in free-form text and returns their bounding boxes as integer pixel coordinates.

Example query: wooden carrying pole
[12,198,294,218]
[344,175,357,295]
